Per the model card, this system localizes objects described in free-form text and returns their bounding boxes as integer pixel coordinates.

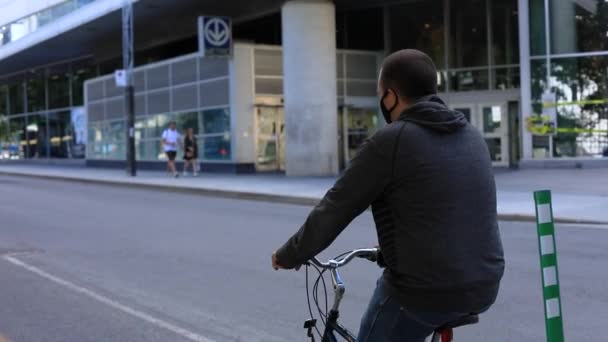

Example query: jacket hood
[397,95,468,133]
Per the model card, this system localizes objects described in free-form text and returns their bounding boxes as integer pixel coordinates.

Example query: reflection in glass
[550,0,608,54]
[88,122,104,159]
[72,61,97,106]
[27,70,46,112]
[482,106,503,133]
[8,79,24,115]
[485,138,502,161]
[202,108,230,134]
[201,135,231,160]
[491,0,519,65]
[529,0,547,56]
[449,69,489,91]
[388,0,444,67]
[26,114,49,158]
[48,65,71,109]
[550,55,608,157]
[105,120,126,159]
[450,0,487,68]
[176,111,199,135]
[494,67,520,90]
[8,117,26,159]
[48,111,71,158]
[0,85,8,116]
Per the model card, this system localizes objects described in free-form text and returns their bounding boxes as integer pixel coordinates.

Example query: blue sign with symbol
[198,16,232,57]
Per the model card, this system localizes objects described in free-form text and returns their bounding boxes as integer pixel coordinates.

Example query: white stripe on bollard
[545,298,561,319]
[537,204,553,224]
[539,235,555,255]
[543,266,558,287]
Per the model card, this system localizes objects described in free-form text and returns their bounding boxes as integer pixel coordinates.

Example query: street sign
[115,69,127,87]
[198,16,232,57]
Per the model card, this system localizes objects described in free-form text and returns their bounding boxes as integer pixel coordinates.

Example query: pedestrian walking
[161,121,182,178]
[183,127,199,176]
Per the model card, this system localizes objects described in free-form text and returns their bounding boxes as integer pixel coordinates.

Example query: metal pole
[122,0,136,176]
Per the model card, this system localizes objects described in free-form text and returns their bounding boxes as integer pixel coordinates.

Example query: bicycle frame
[305,248,463,342]
[306,249,378,342]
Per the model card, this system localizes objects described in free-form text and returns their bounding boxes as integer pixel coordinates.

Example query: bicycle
[302,248,479,342]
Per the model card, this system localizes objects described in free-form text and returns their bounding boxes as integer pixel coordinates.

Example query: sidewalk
[0,163,606,224]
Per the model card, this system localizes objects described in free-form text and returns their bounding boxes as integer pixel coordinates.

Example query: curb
[2,170,607,225]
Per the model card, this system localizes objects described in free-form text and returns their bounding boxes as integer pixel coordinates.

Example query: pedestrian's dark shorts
[166,151,177,161]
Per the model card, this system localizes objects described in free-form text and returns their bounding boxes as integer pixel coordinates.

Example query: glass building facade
[0,58,96,160]
[529,0,608,158]
[85,54,231,162]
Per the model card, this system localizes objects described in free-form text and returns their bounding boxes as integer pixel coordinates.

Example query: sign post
[121,0,136,176]
[198,16,232,57]
[533,190,565,342]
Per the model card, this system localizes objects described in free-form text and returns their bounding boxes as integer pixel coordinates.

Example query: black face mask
[380,89,398,124]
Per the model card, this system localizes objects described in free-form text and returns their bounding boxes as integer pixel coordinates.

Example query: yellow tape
[525,116,608,135]
[542,99,608,108]
[556,127,608,134]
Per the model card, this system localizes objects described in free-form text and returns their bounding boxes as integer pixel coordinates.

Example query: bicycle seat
[437,314,479,331]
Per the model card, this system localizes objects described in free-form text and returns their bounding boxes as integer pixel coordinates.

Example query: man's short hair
[380,49,438,100]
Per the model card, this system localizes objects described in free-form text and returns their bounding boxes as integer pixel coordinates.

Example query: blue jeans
[357,277,468,342]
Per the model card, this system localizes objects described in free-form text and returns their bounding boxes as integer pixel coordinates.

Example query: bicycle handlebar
[308,248,379,269]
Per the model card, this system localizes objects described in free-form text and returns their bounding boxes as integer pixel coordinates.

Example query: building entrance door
[452,103,510,166]
[255,106,285,172]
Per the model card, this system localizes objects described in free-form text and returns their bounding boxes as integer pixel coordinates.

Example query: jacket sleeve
[275,135,394,269]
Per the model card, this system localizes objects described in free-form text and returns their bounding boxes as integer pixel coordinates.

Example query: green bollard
[534,190,565,342]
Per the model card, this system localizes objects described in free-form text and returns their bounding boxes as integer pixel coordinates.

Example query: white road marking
[3,255,215,342]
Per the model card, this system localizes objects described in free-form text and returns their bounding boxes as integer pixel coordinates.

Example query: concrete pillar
[229,43,256,170]
[550,0,577,54]
[281,0,338,176]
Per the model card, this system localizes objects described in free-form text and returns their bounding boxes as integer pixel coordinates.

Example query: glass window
[48,111,71,158]
[449,69,489,92]
[8,116,26,159]
[88,122,104,159]
[550,0,608,54]
[26,114,48,159]
[105,120,126,159]
[175,111,199,135]
[138,139,162,161]
[485,137,503,161]
[494,66,520,90]
[26,70,46,112]
[8,78,24,115]
[202,108,230,134]
[482,106,503,133]
[529,0,547,56]
[0,116,8,158]
[492,0,519,65]
[0,84,8,117]
[450,0,488,68]
[200,135,231,160]
[549,55,608,157]
[72,61,97,106]
[48,64,71,109]
[388,0,444,68]
[340,8,384,51]
[134,116,147,140]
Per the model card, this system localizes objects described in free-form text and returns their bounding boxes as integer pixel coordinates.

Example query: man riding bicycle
[272,49,505,342]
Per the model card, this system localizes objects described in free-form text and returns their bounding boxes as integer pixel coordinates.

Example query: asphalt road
[0,175,606,342]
